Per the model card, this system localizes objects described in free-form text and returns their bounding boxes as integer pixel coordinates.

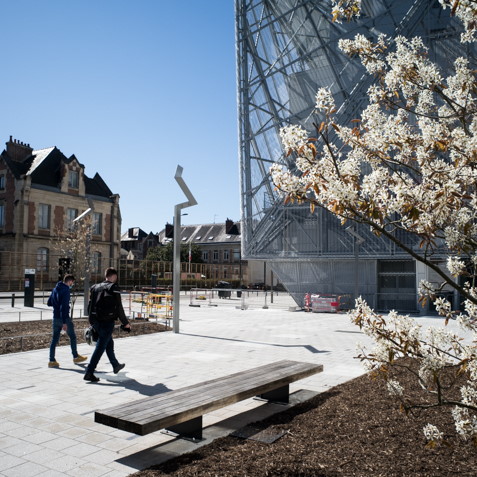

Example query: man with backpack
[84,267,130,382]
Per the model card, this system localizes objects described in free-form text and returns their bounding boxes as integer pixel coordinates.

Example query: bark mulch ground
[0,319,169,355]
[130,361,476,477]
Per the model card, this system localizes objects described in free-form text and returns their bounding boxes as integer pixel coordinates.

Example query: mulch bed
[131,361,476,477]
[0,319,169,355]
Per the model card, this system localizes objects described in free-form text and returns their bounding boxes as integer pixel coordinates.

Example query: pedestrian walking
[84,267,130,382]
[48,274,87,367]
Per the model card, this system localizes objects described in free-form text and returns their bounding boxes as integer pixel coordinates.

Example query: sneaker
[113,363,125,374]
[73,355,87,364]
[48,361,59,368]
[84,373,100,382]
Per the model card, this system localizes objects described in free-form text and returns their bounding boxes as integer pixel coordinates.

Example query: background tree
[144,242,203,264]
[50,216,93,315]
[271,1,477,445]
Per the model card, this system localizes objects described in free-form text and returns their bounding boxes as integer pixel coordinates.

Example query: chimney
[225,218,234,234]
[5,137,33,162]
[165,223,174,238]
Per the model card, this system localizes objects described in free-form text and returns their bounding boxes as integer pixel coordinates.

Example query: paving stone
[1,461,48,477]
[0,454,26,472]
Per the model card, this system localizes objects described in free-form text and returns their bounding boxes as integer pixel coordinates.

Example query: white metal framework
[235,0,470,310]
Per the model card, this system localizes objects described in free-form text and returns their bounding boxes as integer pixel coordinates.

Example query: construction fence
[0,250,244,292]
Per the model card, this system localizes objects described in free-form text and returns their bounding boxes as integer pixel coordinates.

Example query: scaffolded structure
[235,0,470,310]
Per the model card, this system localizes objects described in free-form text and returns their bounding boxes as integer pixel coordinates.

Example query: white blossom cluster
[423,423,444,442]
[330,0,362,23]
[349,298,477,443]
[438,0,477,43]
[315,87,335,113]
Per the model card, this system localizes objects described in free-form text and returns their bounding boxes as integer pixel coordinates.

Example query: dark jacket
[88,280,129,325]
[47,281,71,324]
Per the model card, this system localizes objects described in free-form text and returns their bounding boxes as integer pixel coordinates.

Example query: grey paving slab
[0,293,465,476]
[1,461,49,477]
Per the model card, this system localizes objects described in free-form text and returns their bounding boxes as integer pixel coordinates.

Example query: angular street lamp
[173,165,197,333]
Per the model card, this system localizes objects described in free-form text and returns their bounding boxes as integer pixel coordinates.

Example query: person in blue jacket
[47,274,87,368]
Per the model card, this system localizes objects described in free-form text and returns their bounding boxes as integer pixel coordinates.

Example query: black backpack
[89,282,119,322]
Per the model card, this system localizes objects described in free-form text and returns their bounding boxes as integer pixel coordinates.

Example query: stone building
[0,136,121,290]
[120,227,160,260]
[158,219,248,284]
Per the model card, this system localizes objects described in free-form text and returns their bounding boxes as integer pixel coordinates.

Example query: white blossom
[423,423,444,442]
[447,256,467,277]
[315,87,335,112]
[387,379,404,397]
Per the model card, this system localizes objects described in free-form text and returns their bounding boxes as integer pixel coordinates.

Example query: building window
[92,212,102,235]
[68,170,79,188]
[38,203,50,229]
[37,247,49,272]
[92,251,102,274]
[213,250,219,261]
[223,250,230,261]
[223,268,228,278]
[202,251,209,262]
[66,208,78,231]
[0,175,5,190]
[0,203,4,227]
[233,250,240,262]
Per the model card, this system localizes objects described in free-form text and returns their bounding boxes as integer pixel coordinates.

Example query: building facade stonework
[0,136,121,290]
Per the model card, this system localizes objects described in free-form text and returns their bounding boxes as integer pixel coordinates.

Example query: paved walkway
[0,294,457,476]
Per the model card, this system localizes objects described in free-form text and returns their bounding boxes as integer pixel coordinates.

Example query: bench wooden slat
[99,360,296,417]
[108,360,310,420]
[130,361,318,425]
[95,360,323,436]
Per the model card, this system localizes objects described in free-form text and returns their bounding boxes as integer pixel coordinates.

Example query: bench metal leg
[258,384,289,404]
[165,416,203,440]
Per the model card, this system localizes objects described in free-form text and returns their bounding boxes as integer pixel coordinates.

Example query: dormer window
[68,170,79,188]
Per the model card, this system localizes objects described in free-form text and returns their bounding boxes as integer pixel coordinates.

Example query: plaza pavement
[0,292,456,476]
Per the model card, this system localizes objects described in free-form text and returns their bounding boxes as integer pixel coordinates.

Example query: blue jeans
[85,321,120,374]
[49,319,78,361]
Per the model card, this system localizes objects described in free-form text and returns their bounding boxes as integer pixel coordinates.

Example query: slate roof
[0,144,113,199]
[158,222,241,245]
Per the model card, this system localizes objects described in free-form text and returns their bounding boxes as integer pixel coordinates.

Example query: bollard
[19,312,21,322]
[11,293,15,307]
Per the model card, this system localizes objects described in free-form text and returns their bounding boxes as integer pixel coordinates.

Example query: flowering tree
[271,1,477,445]
[51,216,93,315]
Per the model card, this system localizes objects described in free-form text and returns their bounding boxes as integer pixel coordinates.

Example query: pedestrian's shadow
[71,365,171,396]
[105,374,171,396]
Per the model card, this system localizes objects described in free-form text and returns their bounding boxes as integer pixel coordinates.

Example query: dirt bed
[0,319,169,355]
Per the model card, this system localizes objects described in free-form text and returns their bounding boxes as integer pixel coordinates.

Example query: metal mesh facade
[235,0,470,309]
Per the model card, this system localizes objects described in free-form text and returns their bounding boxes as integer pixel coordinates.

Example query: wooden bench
[95,359,323,440]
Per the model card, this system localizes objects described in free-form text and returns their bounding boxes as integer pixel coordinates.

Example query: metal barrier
[189,288,296,310]
[127,291,172,326]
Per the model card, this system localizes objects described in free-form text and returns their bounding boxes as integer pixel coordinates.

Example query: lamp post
[346,225,365,303]
[173,166,197,333]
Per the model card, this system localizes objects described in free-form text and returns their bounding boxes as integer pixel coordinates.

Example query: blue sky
[1,0,238,233]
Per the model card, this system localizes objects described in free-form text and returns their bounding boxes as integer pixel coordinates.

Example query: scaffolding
[144,293,173,323]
